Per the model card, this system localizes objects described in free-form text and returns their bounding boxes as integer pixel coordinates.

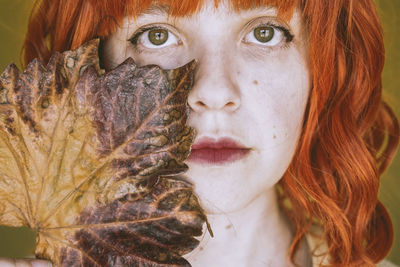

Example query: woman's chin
[185,166,268,214]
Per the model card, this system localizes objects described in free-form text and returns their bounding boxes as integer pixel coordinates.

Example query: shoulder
[378,260,399,267]
[306,225,398,267]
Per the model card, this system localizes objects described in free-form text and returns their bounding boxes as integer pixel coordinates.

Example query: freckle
[199,246,204,251]
[273,134,277,139]
[225,224,232,229]
[253,80,258,85]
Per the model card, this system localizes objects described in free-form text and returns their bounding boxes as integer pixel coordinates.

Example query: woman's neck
[184,188,310,266]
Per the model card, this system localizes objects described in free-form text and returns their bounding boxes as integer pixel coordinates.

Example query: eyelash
[129,26,166,46]
[128,22,294,49]
[257,22,294,43]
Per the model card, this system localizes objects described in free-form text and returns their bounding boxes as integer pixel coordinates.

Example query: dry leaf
[0,39,206,266]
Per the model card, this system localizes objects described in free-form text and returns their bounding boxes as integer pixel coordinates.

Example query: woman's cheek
[133,49,190,70]
[239,54,309,157]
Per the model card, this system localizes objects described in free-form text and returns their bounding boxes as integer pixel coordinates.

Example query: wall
[0,0,399,264]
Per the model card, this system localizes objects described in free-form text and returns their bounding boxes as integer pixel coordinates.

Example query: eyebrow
[141,4,170,16]
[140,4,278,18]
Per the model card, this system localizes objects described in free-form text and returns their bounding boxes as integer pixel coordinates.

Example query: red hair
[22,0,400,266]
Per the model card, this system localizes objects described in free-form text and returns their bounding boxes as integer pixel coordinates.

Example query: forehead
[96,0,301,40]
[125,0,298,18]
[138,2,275,22]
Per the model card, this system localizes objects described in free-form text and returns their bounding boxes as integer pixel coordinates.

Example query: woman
[1,0,399,266]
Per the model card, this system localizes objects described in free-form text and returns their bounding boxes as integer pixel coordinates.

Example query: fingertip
[30,259,52,267]
[0,258,16,267]
[0,258,52,267]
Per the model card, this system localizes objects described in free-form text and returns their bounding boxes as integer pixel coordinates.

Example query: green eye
[148,29,169,45]
[253,26,274,43]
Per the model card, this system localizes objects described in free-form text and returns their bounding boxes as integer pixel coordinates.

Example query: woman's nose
[188,48,241,113]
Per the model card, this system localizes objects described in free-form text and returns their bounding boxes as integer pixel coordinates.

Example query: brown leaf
[0,39,206,266]
[60,177,204,267]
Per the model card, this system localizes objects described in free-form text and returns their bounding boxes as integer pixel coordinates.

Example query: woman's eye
[244,24,292,47]
[148,28,168,45]
[254,26,275,43]
[129,27,179,49]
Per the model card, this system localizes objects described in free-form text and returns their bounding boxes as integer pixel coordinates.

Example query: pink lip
[188,137,251,165]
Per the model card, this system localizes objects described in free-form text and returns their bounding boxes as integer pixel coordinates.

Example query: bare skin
[102,1,310,266]
[0,259,52,267]
[5,1,311,266]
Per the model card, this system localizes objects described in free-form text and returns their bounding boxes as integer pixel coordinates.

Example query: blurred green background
[0,0,399,264]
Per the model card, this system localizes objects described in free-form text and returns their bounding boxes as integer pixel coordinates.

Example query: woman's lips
[187,137,251,165]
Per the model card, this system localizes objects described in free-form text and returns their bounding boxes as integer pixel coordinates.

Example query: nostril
[196,101,207,107]
[190,100,239,111]
[189,100,207,111]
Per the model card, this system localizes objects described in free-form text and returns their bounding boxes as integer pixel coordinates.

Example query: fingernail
[0,258,15,267]
[31,260,52,267]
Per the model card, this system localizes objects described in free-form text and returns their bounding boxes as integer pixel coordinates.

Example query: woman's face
[103,1,310,214]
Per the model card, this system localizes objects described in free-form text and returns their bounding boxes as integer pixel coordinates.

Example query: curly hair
[22,0,400,266]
